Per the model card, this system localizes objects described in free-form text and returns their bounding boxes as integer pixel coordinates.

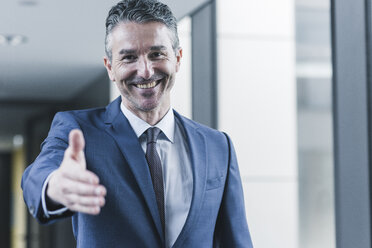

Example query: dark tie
[145,127,165,235]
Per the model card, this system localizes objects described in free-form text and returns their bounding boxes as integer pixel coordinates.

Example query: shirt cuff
[41,171,68,218]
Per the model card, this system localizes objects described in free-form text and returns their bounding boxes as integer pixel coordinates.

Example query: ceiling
[0,0,208,151]
[0,0,118,101]
[0,0,119,150]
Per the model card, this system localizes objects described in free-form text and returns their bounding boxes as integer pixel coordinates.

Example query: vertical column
[0,152,11,248]
[11,146,27,248]
[331,0,371,246]
[191,1,218,128]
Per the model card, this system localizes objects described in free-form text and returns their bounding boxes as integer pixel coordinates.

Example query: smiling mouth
[134,80,160,89]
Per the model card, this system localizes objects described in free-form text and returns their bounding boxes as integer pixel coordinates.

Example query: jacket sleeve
[21,112,78,224]
[214,133,254,247]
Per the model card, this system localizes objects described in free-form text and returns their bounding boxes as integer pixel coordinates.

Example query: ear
[175,47,182,72]
[103,56,116,82]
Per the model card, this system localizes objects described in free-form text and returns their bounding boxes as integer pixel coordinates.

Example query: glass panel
[296,1,335,248]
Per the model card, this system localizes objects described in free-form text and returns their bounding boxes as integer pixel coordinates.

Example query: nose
[137,57,154,80]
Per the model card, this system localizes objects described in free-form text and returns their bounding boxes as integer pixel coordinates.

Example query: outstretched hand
[47,129,106,215]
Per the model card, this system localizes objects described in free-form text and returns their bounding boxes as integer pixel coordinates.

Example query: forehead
[110,21,173,50]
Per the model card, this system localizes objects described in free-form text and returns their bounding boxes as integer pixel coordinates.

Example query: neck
[137,108,169,126]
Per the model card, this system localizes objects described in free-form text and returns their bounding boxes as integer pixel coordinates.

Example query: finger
[64,194,105,207]
[69,129,85,164]
[69,129,85,156]
[61,166,100,185]
[69,204,102,215]
[61,180,107,197]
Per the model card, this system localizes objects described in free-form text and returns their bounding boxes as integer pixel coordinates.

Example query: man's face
[104,22,182,114]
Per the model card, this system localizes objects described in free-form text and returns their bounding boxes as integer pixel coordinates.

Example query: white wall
[217,0,298,247]
[171,17,192,118]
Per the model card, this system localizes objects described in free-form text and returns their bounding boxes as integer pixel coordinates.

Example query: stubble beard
[118,74,175,114]
[118,82,163,113]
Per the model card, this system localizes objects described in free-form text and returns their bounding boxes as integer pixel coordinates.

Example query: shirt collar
[120,103,175,143]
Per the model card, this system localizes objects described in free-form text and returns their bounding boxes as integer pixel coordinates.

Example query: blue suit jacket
[22,97,253,247]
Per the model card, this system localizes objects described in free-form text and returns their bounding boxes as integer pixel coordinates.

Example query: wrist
[45,180,64,210]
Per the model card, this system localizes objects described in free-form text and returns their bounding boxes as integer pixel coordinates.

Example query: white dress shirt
[42,104,193,248]
[121,104,193,248]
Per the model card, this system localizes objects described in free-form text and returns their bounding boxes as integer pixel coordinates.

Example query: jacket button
[29,206,35,215]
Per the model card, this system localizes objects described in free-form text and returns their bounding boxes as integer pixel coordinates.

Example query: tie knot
[146,127,161,144]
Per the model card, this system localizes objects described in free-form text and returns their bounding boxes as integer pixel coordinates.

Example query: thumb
[68,129,86,165]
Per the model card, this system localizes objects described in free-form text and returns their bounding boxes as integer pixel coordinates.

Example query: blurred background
[0,0,369,247]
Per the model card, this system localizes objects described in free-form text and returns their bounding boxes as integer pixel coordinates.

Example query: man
[21,0,253,247]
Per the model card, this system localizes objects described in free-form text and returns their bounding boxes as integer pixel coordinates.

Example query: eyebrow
[119,49,136,55]
[150,45,167,51]
[118,46,167,55]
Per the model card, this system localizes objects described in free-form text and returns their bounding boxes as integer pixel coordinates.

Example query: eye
[122,55,137,62]
[149,52,165,59]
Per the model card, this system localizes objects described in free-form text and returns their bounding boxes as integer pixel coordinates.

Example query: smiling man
[104,21,180,125]
[21,0,253,247]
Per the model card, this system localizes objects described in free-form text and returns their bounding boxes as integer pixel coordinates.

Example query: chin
[137,101,159,112]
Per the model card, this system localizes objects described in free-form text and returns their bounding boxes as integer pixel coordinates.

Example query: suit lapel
[103,98,163,241]
[173,111,208,247]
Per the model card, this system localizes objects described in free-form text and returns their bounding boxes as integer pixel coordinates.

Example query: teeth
[137,81,156,89]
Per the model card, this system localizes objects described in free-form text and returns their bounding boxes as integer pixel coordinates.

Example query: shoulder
[54,106,106,122]
[53,107,106,128]
[174,110,229,146]
[53,97,121,128]
[47,107,107,141]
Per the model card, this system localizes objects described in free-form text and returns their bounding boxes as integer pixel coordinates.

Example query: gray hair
[105,0,179,61]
